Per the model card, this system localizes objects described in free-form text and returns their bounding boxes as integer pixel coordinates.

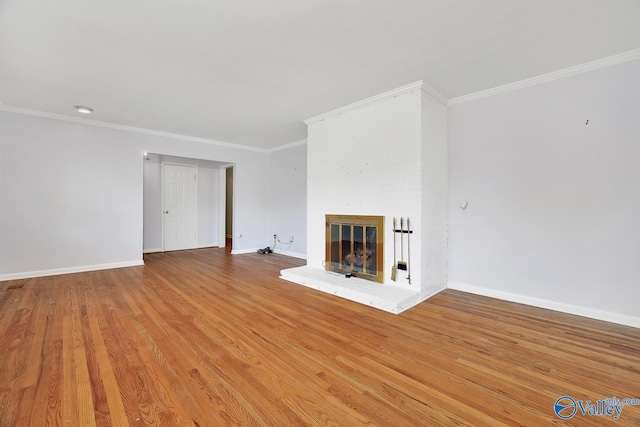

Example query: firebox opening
[325,214,384,283]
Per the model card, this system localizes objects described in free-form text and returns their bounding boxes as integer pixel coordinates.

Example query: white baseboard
[230,248,307,259]
[273,249,307,260]
[231,248,261,255]
[0,260,145,281]
[142,245,221,254]
[447,281,640,329]
[145,245,221,254]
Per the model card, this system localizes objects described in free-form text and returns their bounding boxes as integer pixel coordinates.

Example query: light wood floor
[1,248,639,426]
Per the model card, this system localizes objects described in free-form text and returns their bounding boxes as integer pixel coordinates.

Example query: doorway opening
[142,154,233,254]
[224,165,234,252]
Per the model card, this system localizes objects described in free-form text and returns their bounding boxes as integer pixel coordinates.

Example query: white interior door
[163,164,198,251]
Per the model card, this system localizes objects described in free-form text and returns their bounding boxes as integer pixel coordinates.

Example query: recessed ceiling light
[74,105,93,114]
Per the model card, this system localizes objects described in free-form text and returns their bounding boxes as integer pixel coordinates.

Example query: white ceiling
[1,0,639,150]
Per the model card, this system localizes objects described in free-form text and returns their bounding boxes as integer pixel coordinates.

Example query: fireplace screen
[325,215,384,283]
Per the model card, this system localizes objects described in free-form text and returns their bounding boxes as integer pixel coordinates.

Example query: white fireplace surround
[281,81,448,313]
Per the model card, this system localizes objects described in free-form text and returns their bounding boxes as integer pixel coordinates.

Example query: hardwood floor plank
[61,314,79,425]
[27,280,65,427]
[87,317,129,427]
[1,248,639,426]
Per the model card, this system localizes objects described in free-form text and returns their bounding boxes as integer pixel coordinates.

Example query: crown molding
[266,138,307,153]
[6,48,636,150]
[304,80,424,126]
[419,81,448,106]
[0,103,269,153]
[449,48,640,106]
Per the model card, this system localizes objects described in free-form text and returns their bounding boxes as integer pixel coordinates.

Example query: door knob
[163,210,169,214]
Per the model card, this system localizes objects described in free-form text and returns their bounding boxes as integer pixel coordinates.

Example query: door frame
[161,161,199,252]
[218,164,234,249]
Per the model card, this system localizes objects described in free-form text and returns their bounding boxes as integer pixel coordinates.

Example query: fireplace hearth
[325,214,384,283]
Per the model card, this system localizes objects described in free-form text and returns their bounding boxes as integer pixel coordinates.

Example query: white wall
[0,113,143,276]
[448,59,640,326]
[194,159,220,248]
[143,154,222,252]
[0,110,272,279]
[266,142,307,258]
[420,92,449,295]
[143,154,162,252]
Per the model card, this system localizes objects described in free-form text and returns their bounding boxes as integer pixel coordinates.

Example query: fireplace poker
[391,217,397,281]
[406,217,411,284]
[398,218,407,271]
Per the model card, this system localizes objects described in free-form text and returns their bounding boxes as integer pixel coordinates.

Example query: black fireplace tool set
[391,217,412,284]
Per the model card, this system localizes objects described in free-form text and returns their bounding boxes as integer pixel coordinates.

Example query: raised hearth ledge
[280,266,440,314]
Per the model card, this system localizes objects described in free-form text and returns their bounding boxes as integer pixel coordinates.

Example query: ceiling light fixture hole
[74,105,94,114]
